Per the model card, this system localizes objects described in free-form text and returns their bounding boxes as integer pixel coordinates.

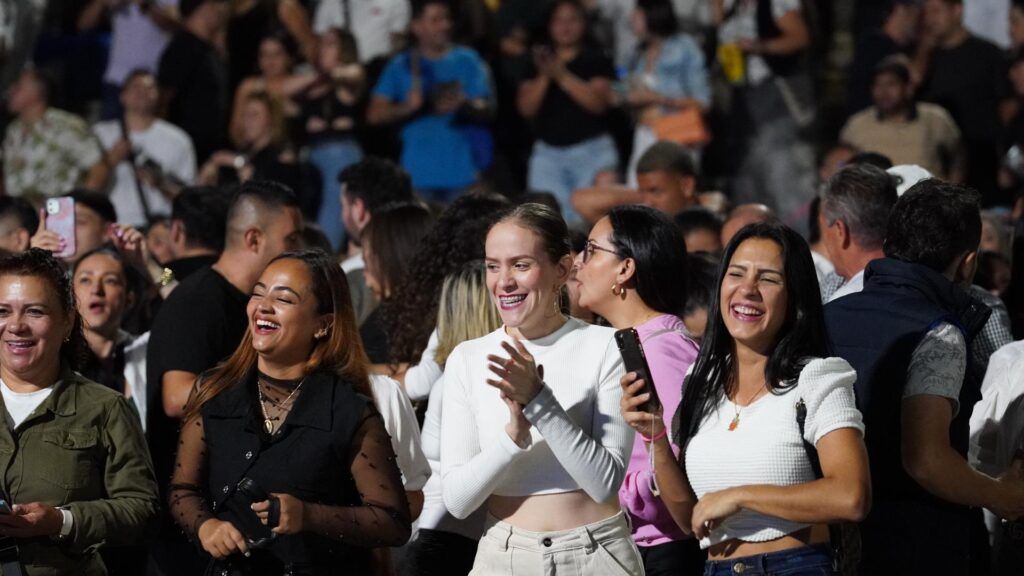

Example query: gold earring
[611,284,622,296]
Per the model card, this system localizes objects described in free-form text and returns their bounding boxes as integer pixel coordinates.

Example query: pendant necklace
[728,385,767,431]
[257,378,304,434]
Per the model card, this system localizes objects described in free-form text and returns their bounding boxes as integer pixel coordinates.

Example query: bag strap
[796,398,843,571]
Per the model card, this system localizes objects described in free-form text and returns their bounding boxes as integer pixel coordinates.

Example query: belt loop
[500,522,512,552]
[577,523,598,555]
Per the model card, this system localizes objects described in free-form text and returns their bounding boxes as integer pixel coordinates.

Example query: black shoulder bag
[795,398,861,576]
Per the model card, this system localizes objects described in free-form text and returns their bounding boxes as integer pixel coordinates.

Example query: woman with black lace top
[168,249,411,575]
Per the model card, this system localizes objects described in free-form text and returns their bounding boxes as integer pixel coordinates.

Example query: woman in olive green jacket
[0,249,159,575]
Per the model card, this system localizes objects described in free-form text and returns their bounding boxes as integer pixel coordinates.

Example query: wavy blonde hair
[435,260,502,367]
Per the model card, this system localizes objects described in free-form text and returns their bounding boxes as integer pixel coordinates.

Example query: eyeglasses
[581,240,620,264]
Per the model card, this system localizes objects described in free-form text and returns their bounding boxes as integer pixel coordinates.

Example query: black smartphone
[614,328,660,413]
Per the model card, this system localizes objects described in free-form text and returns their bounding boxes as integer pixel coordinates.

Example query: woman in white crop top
[620,222,871,575]
[441,203,642,575]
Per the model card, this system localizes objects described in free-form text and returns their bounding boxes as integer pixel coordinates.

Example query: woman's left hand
[691,488,743,540]
[252,493,305,535]
[0,502,64,538]
[486,339,543,405]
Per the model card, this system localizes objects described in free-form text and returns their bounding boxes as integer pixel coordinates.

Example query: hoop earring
[611,284,622,296]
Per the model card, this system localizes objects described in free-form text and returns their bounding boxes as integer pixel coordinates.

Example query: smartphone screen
[45,197,76,259]
[0,499,12,515]
[614,328,661,413]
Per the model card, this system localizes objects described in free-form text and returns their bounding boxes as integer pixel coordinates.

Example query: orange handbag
[651,108,711,146]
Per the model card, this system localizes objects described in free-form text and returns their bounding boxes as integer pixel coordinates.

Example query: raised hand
[485,339,543,405]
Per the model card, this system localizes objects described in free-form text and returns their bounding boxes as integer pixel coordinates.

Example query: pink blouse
[618,314,699,547]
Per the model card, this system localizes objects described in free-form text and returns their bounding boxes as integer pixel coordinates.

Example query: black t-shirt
[921,35,1006,144]
[145,265,249,496]
[158,30,229,162]
[524,47,616,146]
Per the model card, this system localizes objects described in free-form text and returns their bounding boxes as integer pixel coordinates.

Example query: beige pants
[469,511,645,576]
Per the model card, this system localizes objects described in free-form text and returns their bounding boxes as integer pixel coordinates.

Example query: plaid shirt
[969,285,1014,381]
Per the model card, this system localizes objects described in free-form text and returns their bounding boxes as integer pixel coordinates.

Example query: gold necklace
[257,379,304,434]
[728,385,767,431]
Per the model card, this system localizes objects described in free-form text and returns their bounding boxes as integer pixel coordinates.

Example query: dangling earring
[314,328,328,339]
[611,284,622,296]
[553,284,561,315]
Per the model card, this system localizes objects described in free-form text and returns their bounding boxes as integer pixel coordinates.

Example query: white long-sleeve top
[370,374,432,491]
[403,329,443,402]
[440,318,633,520]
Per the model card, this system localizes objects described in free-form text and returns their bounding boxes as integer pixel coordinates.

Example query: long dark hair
[606,205,688,317]
[0,248,89,370]
[673,222,828,445]
[183,249,370,422]
[362,202,434,298]
[384,192,510,363]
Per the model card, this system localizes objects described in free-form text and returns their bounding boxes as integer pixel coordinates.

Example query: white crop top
[684,357,864,549]
[440,318,633,520]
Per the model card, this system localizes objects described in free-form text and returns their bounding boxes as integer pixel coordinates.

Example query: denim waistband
[703,544,833,575]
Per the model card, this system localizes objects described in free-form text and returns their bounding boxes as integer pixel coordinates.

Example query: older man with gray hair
[819,163,899,302]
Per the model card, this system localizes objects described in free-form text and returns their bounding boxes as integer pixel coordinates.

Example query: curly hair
[0,248,89,370]
[384,192,510,363]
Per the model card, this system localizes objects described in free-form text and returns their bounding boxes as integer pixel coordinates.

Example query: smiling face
[573,217,623,318]
[0,274,73,385]
[485,222,570,336]
[73,253,130,336]
[248,258,329,368]
[719,238,789,355]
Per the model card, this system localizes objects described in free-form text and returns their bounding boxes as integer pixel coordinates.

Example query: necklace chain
[257,378,304,434]
[728,384,766,431]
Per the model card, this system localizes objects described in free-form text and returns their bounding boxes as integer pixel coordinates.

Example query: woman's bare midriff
[487,490,622,532]
[707,524,832,560]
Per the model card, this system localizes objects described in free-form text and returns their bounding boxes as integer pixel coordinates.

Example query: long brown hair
[182,249,370,422]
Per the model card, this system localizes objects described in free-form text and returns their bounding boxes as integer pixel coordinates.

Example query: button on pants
[469,511,644,576]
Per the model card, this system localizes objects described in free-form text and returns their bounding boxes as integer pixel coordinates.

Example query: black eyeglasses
[582,240,620,264]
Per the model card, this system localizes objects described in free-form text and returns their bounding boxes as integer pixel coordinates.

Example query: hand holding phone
[615,328,661,413]
[44,197,76,259]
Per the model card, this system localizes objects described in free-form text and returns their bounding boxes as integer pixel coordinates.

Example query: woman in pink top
[572,204,704,574]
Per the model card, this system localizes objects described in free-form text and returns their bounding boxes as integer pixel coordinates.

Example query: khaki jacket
[0,369,159,575]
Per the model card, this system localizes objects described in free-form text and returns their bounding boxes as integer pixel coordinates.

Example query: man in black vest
[825,179,1024,575]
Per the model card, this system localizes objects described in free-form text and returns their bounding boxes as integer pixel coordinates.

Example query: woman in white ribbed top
[621,222,872,575]
[441,204,641,575]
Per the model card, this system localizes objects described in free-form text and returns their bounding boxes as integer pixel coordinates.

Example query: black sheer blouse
[168,369,410,573]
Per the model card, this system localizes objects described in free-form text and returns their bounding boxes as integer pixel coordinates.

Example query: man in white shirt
[77,0,180,119]
[93,70,196,227]
[313,0,409,62]
[970,340,1024,576]
[819,163,898,303]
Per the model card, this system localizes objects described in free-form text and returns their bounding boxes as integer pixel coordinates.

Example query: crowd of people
[0,0,1021,575]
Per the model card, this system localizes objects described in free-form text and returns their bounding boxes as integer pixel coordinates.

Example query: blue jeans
[527,134,618,226]
[703,545,834,576]
[309,138,363,251]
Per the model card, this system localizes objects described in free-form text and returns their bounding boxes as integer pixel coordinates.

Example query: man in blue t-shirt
[368,0,492,202]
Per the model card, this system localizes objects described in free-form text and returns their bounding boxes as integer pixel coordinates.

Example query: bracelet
[641,428,667,443]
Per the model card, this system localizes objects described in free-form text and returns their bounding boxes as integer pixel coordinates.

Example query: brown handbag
[651,108,711,146]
